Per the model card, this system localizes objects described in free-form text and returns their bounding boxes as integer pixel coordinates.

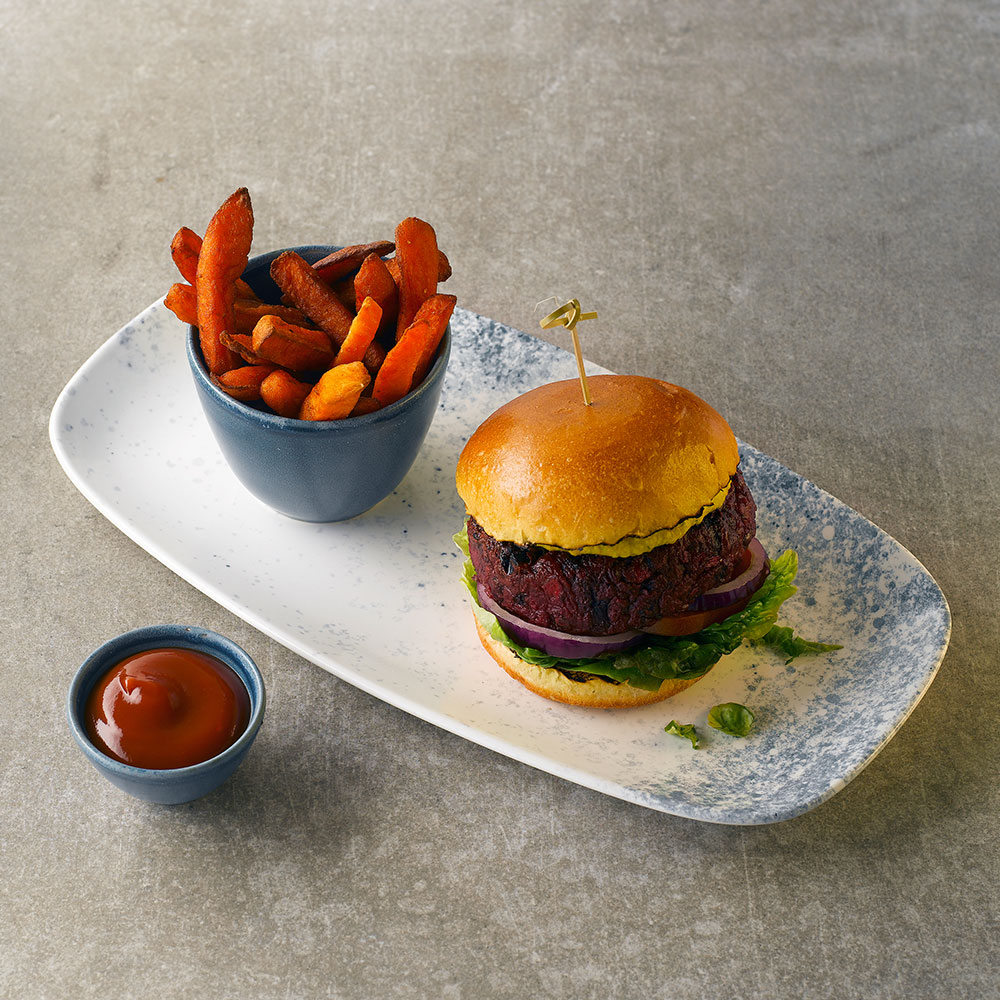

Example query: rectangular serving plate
[49,302,951,824]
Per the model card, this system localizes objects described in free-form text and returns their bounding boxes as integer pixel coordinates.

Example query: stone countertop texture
[2,1,998,997]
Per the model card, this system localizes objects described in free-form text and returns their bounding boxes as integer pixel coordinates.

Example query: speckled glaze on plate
[49,300,951,824]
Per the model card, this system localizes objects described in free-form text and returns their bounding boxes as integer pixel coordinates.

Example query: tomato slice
[641,592,753,636]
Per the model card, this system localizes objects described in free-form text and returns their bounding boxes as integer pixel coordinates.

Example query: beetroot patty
[467,471,757,635]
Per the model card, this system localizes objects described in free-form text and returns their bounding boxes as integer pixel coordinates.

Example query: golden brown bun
[455,375,739,550]
[473,616,706,709]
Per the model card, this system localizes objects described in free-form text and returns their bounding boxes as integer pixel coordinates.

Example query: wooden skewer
[539,298,598,406]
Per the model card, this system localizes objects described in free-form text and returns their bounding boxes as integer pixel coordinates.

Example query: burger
[455,374,812,709]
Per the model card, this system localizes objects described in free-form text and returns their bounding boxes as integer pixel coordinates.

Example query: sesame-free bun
[473,617,706,708]
[455,375,739,552]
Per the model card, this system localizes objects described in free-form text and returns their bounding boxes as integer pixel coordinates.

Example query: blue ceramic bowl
[67,625,266,804]
[186,245,451,522]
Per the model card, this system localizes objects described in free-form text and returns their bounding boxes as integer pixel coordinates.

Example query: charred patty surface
[467,471,757,635]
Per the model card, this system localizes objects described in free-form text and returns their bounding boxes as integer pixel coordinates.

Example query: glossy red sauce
[85,647,251,770]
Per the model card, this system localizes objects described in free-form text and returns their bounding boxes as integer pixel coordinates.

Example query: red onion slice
[476,583,643,660]
[689,538,769,611]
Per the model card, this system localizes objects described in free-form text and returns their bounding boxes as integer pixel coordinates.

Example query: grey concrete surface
[3,1,998,997]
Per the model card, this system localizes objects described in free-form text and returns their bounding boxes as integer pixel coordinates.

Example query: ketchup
[85,647,251,770]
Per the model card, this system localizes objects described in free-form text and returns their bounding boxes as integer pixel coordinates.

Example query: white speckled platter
[50,301,951,824]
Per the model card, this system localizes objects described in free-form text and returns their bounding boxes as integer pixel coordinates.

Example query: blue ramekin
[186,245,451,522]
[67,625,266,804]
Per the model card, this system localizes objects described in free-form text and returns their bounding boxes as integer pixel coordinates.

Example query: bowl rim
[67,624,266,778]
[186,244,452,432]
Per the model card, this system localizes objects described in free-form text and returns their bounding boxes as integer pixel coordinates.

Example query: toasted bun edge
[473,616,706,709]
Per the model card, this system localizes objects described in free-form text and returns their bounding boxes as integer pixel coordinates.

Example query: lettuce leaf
[707,702,756,737]
[454,526,839,692]
[756,625,843,663]
[664,721,701,748]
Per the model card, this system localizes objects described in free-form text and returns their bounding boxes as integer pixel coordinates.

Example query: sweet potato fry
[373,294,455,407]
[312,241,394,284]
[233,300,314,335]
[251,315,335,372]
[164,282,197,325]
[362,339,387,377]
[167,283,310,337]
[196,188,254,374]
[408,293,457,386]
[334,296,383,367]
[354,253,398,330]
[270,250,355,346]
[170,227,202,285]
[371,348,415,407]
[394,217,439,340]
[211,364,279,402]
[173,225,258,299]
[384,249,451,287]
[350,396,382,417]
[220,331,265,365]
[436,249,452,283]
[329,275,358,311]
[299,361,370,421]
[260,369,313,418]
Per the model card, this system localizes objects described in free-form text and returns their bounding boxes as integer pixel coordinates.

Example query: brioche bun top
[455,375,740,555]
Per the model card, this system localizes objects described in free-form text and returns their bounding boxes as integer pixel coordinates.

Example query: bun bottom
[473,616,707,709]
